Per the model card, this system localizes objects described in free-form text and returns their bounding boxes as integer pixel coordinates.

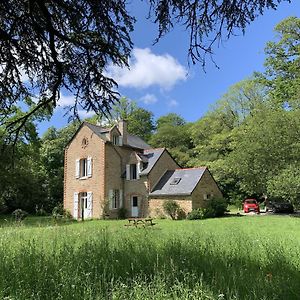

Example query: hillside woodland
[1,17,300,214]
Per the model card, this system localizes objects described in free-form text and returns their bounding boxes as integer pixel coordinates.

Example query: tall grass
[0,216,300,299]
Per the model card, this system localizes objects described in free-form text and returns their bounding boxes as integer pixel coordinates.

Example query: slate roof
[85,122,151,150]
[127,135,151,150]
[85,122,109,141]
[139,148,165,176]
[150,168,207,196]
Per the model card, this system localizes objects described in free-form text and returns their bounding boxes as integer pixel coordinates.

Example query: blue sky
[40,1,300,134]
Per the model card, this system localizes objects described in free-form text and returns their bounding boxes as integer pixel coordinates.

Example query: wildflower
[266,272,273,281]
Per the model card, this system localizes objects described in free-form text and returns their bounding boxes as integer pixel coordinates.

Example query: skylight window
[170,177,181,185]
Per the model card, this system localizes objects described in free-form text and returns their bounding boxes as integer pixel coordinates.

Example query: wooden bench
[125,218,156,228]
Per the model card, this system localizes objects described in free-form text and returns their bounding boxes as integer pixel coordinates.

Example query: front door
[131,196,139,217]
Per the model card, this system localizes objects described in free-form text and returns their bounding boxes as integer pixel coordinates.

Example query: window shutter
[73,192,79,219]
[108,190,113,210]
[87,157,92,177]
[86,192,93,218]
[136,164,140,180]
[119,190,123,208]
[126,164,130,180]
[118,136,123,146]
[203,194,208,200]
[138,162,142,173]
[75,159,80,178]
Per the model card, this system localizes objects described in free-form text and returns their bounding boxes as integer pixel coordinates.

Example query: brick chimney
[118,120,127,145]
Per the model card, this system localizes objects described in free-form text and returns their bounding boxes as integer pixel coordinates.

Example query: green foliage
[156,113,186,129]
[176,208,186,220]
[188,198,227,220]
[90,97,155,141]
[205,197,228,218]
[12,209,28,222]
[263,17,300,109]
[162,200,180,220]
[150,114,194,166]
[52,203,73,220]
[267,165,300,205]
[187,208,205,220]
[117,207,128,219]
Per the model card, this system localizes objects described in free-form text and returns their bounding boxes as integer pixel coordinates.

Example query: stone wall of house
[64,125,105,219]
[148,150,180,191]
[192,169,223,209]
[104,143,123,218]
[105,145,149,218]
[124,179,149,218]
[148,197,192,218]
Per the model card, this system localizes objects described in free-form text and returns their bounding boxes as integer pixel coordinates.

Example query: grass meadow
[0,215,300,299]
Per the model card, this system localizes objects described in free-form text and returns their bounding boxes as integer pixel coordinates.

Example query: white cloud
[168,99,179,107]
[107,48,187,90]
[57,94,75,107]
[140,93,158,105]
[78,110,95,119]
[57,94,95,119]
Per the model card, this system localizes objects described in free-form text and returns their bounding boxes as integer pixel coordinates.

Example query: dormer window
[170,177,181,185]
[112,134,119,145]
[112,134,123,146]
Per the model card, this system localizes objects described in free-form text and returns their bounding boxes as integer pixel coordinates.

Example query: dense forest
[1,17,299,214]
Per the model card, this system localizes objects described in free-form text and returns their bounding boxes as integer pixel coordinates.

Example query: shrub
[35,205,48,216]
[52,203,72,220]
[12,209,28,222]
[163,200,180,220]
[187,208,205,220]
[118,207,127,219]
[176,208,187,220]
[187,198,228,220]
[207,197,228,217]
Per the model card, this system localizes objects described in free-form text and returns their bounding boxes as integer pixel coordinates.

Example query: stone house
[63,121,223,219]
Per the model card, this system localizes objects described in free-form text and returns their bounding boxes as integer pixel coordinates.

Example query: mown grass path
[0,216,299,299]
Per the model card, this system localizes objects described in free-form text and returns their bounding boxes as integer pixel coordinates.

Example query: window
[170,177,181,185]
[132,196,138,207]
[130,164,137,180]
[109,189,122,209]
[126,163,139,180]
[80,158,87,177]
[112,190,120,209]
[76,157,92,179]
[112,134,119,145]
[80,192,88,208]
[203,193,213,200]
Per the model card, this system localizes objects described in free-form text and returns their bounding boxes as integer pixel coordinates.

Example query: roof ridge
[144,147,165,152]
[175,167,207,170]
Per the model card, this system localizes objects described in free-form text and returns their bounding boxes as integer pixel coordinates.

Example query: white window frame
[76,157,92,179]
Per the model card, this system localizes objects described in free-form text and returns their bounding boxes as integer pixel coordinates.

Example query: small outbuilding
[149,167,223,217]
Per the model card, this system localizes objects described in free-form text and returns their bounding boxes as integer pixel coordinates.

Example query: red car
[243,199,260,213]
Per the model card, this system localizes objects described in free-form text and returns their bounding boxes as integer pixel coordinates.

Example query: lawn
[0,215,300,299]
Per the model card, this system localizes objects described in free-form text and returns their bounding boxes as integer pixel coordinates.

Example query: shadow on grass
[0,215,77,228]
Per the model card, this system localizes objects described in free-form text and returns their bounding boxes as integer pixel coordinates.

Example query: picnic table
[125,218,156,228]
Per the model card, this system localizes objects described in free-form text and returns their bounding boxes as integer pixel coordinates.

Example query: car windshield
[245,200,257,204]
